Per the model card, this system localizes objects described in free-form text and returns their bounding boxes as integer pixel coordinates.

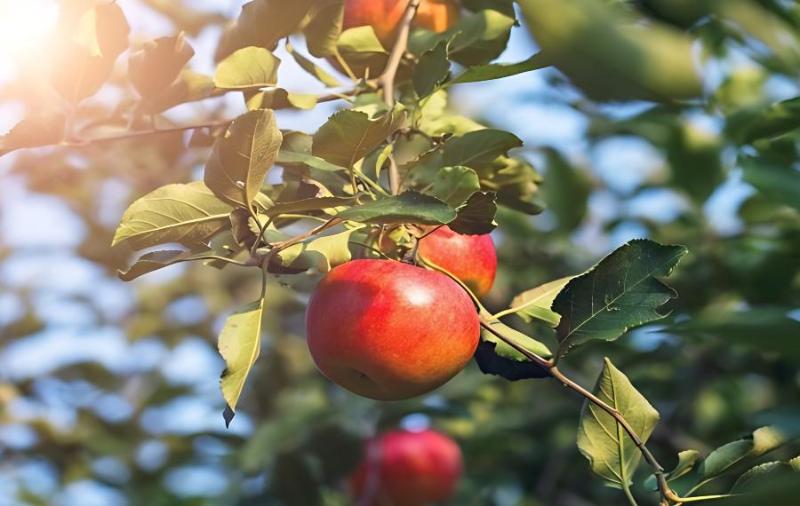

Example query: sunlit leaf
[205,109,283,207]
[219,300,264,426]
[577,358,659,491]
[304,0,345,58]
[112,182,233,249]
[214,46,280,89]
[509,276,574,327]
[699,426,792,481]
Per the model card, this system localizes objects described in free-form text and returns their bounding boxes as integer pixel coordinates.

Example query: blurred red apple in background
[350,428,463,505]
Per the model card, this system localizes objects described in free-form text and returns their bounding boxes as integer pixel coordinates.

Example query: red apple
[305,259,479,400]
[418,226,497,297]
[343,0,460,44]
[350,429,463,506]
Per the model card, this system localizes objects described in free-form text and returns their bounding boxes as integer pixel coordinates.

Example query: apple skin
[305,259,479,400]
[343,0,460,44]
[418,226,497,297]
[350,429,463,506]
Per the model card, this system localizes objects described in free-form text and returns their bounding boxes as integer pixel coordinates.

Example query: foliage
[1,0,799,505]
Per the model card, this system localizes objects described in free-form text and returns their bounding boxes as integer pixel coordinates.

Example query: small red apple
[418,226,497,297]
[306,259,479,400]
[350,429,463,506]
[343,0,460,44]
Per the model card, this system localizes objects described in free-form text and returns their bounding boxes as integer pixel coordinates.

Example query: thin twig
[379,0,421,194]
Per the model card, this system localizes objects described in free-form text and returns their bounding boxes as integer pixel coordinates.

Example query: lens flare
[0,0,59,77]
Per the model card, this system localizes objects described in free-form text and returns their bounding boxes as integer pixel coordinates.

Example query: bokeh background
[1,0,799,505]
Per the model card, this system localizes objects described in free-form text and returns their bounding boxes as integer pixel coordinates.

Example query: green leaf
[337,26,387,55]
[336,191,456,225]
[480,318,553,360]
[577,358,660,491]
[700,426,791,481]
[276,151,348,173]
[118,249,225,281]
[112,182,233,249]
[129,33,195,99]
[732,460,800,493]
[442,129,523,167]
[412,165,480,207]
[449,191,498,235]
[276,228,356,272]
[141,70,215,114]
[219,300,264,426]
[553,239,688,358]
[451,52,548,84]
[412,9,515,66]
[509,276,574,327]
[286,41,342,87]
[413,39,451,98]
[726,97,800,144]
[303,0,345,58]
[214,46,280,89]
[246,88,318,111]
[204,109,283,207]
[265,196,354,217]
[313,109,405,168]
[666,450,702,482]
[215,0,316,60]
[741,157,800,213]
[667,307,800,358]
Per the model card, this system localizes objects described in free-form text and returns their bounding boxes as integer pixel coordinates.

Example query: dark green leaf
[313,109,405,168]
[451,52,548,84]
[474,341,551,381]
[449,191,498,235]
[741,157,800,212]
[700,426,792,481]
[443,129,523,167]
[304,0,345,58]
[553,239,687,358]
[413,39,451,98]
[336,191,456,225]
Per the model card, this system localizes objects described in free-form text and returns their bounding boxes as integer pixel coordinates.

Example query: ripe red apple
[343,0,460,44]
[350,429,463,506]
[306,259,479,400]
[418,226,497,297]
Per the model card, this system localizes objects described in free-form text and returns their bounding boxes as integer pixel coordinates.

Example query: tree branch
[380,0,421,194]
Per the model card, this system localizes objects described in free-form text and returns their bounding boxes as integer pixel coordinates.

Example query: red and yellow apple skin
[343,0,460,44]
[350,429,463,506]
[418,226,497,297]
[305,259,479,400]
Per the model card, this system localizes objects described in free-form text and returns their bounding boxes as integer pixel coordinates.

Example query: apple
[343,0,460,44]
[417,225,497,297]
[350,428,463,506]
[305,259,479,400]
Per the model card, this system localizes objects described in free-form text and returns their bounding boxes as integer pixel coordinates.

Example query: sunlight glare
[0,0,59,76]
